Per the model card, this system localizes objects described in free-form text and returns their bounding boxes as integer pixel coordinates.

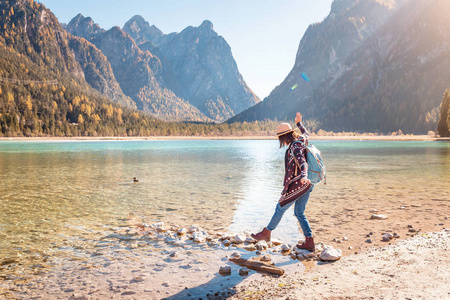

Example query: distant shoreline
[0,135,449,142]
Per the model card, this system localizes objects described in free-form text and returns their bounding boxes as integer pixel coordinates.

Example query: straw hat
[276,123,294,136]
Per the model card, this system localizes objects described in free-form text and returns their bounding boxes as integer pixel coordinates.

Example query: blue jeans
[266,186,314,237]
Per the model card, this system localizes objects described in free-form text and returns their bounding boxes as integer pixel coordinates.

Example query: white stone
[151,222,165,228]
[370,214,388,220]
[319,248,342,261]
[230,252,241,258]
[281,244,291,251]
[271,238,283,246]
[294,247,311,256]
[232,234,246,244]
[220,233,233,240]
[177,228,188,235]
[222,239,231,246]
[193,231,208,243]
[173,240,186,246]
[245,236,256,243]
[255,240,268,250]
[189,225,202,233]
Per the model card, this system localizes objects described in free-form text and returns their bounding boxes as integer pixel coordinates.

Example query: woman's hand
[295,112,302,124]
[300,178,310,185]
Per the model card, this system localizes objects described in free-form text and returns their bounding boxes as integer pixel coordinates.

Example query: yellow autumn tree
[25,95,32,110]
[77,114,84,124]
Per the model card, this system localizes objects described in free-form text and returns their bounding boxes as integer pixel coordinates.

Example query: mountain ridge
[123,15,260,122]
[230,0,449,133]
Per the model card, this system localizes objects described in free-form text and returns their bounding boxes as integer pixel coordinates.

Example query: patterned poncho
[279,122,312,207]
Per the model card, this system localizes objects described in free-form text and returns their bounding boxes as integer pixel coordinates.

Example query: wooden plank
[229,257,285,276]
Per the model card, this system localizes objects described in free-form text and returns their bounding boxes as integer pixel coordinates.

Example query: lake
[0,139,449,279]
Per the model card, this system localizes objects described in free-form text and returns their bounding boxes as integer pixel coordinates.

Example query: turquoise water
[0,139,449,276]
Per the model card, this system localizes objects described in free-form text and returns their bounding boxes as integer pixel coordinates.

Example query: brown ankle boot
[296,237,315,252]
[251,227,271,242]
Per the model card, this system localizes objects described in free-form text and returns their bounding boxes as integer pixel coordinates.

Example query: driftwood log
[229,257,285,276]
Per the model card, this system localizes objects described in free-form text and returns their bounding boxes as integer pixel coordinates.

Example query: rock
[170,225,180,231]
[177,228,188,235]
[348,246,353,250]
[222,239,231,246]
[409,228,416,232]
[169,252,179,258]
[151,222,165,228]
[220,233,233,240]
[219,266,231,275]
[239,267,249,276]
[320,244,334,251]
[245,236,256,243]
[393,232,400,238]
[128,243,138,249]
[137,241,147,247]
[189,225,202,233]
[303,253,316,259]
[281,244,291,251]
[121,291,136,296]
[383,233,394,241]
[232,234,246,244]
[382,234,391,242]
[255,240,268,251]
[132,276,145,283]
[289,253,297,260]
[294,247,310,256]
[244,245,257,252]
[230,252,241,258]
[343,237,348,241]
[371,214,388,220]
[193,231,208,243]
[319,248,342,261]
[271,238,283,246]
[173,240,186,247]
[407,224,413,228]
[162,282,169,287]
[365,239,373,243]
[260,255,271,262]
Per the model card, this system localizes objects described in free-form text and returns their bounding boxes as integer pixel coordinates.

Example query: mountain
[0,0,161,137]
[68,35,136,108]
[123,16,260,122]
[66,15,210,122]
[230,0,450,134]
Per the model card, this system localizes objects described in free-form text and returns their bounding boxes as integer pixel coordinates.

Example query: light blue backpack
[291,141,326,185]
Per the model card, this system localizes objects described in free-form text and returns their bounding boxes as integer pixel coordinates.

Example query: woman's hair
[278,131,300,148]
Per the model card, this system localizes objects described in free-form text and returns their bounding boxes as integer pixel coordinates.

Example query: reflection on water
[0,139,449,277]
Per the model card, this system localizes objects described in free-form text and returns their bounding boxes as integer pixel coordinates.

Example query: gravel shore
[229,229,450,300]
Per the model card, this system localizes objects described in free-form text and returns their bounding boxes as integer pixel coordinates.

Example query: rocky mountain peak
[199,20,214,31]
[66,13,104,40]
[123,15,163,45]
[330,0,356,14]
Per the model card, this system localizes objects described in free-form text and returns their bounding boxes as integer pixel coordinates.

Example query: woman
[251,112,315,252]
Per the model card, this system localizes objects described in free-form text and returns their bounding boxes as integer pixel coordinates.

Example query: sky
[40,0,334,100]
